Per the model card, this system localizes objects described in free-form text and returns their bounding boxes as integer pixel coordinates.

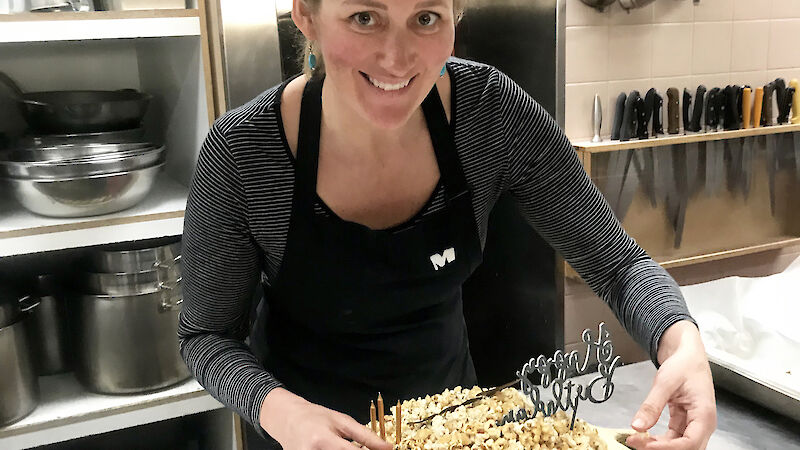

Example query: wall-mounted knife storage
[574,123,800,153]
[573,130,800,272]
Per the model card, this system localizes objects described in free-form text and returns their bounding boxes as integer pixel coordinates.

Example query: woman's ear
[292,0,317,41]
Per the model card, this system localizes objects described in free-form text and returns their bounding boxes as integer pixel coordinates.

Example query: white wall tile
[566,26,609,83]
[729,71,771,90]
[692,22,733,74]
[767,68,800,84]
[771,0,800,18]
[566,0,609,26]
[565,82,609,142]
[767,19,800,69]
[654,0,694,23]
[563,0,800,143]
[693,0,734,22]
[733,0,772,20]
[731,21,770,72]
[608,25,652,80]
[652,23,693,77]
[691,73,731,91]
[607,2,654,25]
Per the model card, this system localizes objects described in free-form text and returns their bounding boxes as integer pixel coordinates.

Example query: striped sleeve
[178,122,282,433]
[495,70,696,364]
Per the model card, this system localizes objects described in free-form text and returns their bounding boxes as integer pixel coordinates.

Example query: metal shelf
[573,123,800,153]
[0,175,187,257]
[0,374,223,450]
[0,9,201,43]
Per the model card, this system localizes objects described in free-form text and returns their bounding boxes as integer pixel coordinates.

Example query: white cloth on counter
[679,255,800,396]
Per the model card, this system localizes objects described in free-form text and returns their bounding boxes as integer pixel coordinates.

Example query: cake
[371,385,614,450]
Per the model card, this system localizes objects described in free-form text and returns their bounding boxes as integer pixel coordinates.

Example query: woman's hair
[298,0,467,77]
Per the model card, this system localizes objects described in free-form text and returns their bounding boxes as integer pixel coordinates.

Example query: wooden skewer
[395,400,402,445]
[377,393,386,440]
[370,400,377,434]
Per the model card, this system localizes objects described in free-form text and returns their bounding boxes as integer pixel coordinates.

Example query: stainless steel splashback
[216,0,283,109]
[455,0,565,125]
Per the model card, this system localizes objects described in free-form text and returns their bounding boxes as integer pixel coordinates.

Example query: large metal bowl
[5,163,163,218]
[19,89,152,134]
[16,128,146,148]
[7,142,153,162]
[1,146,164,179]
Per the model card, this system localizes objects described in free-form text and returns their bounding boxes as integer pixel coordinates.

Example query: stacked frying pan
[0,72,164,217]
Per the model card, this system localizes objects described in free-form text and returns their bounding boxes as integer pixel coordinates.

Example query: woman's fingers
[338,416,393,450]
[632,368,682,431]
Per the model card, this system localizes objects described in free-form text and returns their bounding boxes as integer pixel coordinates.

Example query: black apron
[250,74,483,441]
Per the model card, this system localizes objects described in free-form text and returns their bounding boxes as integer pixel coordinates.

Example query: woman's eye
[417,12,439,27]
[352,12,375,27]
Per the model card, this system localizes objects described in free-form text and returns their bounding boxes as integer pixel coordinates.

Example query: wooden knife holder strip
[573,123,800,153]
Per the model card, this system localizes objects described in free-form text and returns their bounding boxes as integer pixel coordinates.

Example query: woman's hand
[259,388,393,450]
[626,320,717,450]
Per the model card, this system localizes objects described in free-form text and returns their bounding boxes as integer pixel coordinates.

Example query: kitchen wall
[562,0,800,363]
[564,0,800,143]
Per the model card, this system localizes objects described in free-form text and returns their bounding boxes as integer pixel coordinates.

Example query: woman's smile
[359,70,417,96]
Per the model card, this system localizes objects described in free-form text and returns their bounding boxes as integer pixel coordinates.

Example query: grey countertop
[565,361,800,450]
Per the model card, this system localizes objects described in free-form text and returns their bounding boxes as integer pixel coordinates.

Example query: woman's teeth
[367,74,412,91]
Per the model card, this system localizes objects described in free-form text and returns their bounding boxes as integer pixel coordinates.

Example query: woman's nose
[378,31,416,75]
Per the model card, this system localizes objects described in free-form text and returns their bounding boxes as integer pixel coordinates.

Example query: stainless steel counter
[569,361,800,450]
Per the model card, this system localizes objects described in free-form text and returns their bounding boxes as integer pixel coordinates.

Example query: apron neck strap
[420,81,469,201]
[296,75,324,206]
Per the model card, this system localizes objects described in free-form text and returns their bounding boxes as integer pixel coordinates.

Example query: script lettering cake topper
[498,322,621,430]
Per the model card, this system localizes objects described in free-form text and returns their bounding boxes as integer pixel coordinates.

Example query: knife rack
[569,126,800,278]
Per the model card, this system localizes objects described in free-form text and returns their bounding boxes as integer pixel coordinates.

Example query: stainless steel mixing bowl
[7,142,153,162]
[5,163,163,217]
[17,128,146,148]
[1,146,164,179]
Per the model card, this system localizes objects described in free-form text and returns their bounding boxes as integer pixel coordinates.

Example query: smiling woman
[179,0,715,449]
[299,0,467,76]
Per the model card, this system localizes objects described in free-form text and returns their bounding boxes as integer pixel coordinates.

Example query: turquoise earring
[440,65,446,77]
[308,43,317,71]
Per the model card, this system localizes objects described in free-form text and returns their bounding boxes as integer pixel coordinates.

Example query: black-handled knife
[688,85,706,132]
[724,85,741,130]
[667,88,680,134]
[683,88,692,133]
[762,81,775,126]
[620,90,639,141]
[611,92,627,140]
[636,94,650,139]
[644,88,656,135]
[653,92,664,136]
[705,87,721,131]
[780,87,796,124]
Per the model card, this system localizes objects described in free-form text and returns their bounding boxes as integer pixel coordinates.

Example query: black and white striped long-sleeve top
[178,57,695,433]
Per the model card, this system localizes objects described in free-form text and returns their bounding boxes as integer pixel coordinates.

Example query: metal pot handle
[158,277,182,291]
[152,254,181,269]
[159,296,183,313]
[18,295,41,313]
[0,72,48,106]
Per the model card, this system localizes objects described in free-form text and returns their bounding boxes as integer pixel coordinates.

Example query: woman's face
[310,0,455,129]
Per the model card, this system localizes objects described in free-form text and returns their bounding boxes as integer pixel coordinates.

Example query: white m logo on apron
[430,247,456,271]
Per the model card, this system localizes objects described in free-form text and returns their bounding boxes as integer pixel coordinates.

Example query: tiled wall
[564,0,800,143]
